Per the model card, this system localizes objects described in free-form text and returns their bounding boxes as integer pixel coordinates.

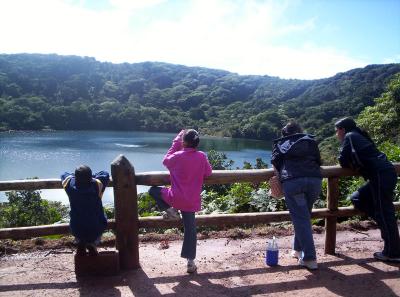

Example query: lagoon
[0,130,272,205]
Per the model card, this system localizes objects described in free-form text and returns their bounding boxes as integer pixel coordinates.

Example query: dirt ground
[0,222,399,297]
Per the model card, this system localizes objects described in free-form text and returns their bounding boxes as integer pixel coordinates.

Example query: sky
[0,0,399,79]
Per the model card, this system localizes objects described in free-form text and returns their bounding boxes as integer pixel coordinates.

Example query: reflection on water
[0,130,272,204]
[115,143,148,148]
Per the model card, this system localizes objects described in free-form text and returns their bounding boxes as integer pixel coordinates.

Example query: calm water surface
[0,131,272,204]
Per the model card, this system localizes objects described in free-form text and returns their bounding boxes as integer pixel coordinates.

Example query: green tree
[207,150,234,170]
[358,74,400,144]
[203,150,234,196]
[0,190,68,228]
[0,54,399,139]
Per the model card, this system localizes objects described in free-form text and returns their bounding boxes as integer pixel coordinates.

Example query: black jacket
[338,131,393,179]
[271,133,322,182]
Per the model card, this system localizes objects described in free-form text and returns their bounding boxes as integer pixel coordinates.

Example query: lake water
[0,130,272,205]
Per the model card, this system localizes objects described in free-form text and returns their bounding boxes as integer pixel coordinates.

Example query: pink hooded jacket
[161,130,212,212]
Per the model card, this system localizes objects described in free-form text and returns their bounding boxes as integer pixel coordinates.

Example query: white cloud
[240,45,366,79]
[109,0,166,11]
[0,0,374,79]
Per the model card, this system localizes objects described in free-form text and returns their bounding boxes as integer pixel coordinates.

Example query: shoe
[76,243,87,256]
[87,244,98,256]
[163,207,181,220]
[187,260,197,274]
[373,252,400,263]
[291,250,302,259]
[298,258,318,270]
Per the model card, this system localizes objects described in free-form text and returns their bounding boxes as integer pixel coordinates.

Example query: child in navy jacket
[61,165,109,256]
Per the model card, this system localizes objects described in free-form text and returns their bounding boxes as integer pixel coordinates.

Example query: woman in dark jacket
[335,117,400,262]
[271,121,322,270]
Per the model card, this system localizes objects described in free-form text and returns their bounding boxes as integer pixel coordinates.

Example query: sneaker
[373,252,400,263]
[163,207,181,220]
[87,244,98,256]
[187,259,197,274]
[298,258,318,270]
[291,250,302,259]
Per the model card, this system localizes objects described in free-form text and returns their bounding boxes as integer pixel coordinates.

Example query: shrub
[0,190,68,228]
[249,188,287,212]
[137,192,161,217]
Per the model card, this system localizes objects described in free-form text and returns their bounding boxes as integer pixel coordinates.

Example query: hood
[274,133,316,155]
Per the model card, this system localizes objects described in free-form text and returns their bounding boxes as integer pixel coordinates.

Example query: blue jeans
[350,168,400,257]
[282,177,322,261]
[149,186,197,260]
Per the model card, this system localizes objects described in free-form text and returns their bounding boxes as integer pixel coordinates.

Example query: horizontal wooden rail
[0,179,114,192]
[139,204,400,228]
[0,163,399,242]
[0,221,116,240]
[0,179,63,191]
[1,204,399,240]
[115,164,400,185]
[2,164,399,191]
[0,169,276,191]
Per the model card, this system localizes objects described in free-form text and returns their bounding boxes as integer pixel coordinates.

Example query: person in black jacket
[271,121,322,270]
[335,117,400,263]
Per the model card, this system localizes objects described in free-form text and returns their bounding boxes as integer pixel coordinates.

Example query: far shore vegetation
[0,54,399,228]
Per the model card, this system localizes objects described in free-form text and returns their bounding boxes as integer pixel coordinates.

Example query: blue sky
[0,0,399,79]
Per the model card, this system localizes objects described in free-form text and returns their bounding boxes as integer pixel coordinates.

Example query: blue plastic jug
[266,236,279,266]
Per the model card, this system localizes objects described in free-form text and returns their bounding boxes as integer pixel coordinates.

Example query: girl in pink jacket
[149,129,212,273]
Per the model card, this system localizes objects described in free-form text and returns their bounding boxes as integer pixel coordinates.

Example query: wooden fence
[0,155,399,270]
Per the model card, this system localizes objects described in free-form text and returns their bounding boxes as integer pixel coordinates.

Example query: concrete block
[74,250,120,277]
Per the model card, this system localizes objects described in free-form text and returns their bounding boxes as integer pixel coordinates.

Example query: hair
[281,121,303,137]
[75,165,92,188]
[334,117,373,143]
[183,129,200,148]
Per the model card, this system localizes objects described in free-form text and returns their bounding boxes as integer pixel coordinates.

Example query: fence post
[324,177,339,255]
[111,155,140,269]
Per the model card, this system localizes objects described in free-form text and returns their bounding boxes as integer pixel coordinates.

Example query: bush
[103,204,115,219]
[249,188,286,212]
[378,141,400,162]
[204,150,234,196]
[201,190,233,214]
[0,190,68,228]
[226,183,254,213]
[137,192,161,217]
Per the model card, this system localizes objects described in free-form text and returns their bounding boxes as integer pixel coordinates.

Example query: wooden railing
[0,155,399,270]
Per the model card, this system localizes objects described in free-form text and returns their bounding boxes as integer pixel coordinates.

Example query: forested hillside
[1,56,399,224]
[1,54,399,142]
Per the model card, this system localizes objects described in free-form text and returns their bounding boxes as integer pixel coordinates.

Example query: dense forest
[1,54,400,226]
[1,54,399,145]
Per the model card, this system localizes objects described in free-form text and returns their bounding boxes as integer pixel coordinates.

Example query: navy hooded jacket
[338,131,393,179]
[61,171,109,243]
[271,133,322,182]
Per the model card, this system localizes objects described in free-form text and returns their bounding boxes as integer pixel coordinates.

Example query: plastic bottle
[266,236,279,266]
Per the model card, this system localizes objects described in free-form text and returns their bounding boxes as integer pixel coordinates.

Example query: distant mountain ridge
[0,53,399,140]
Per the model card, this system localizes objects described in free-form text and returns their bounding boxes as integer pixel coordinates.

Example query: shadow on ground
[1,254,399,297]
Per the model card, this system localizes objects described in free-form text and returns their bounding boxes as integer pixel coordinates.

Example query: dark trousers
[149,186,197,260]
[351,168,400,257]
